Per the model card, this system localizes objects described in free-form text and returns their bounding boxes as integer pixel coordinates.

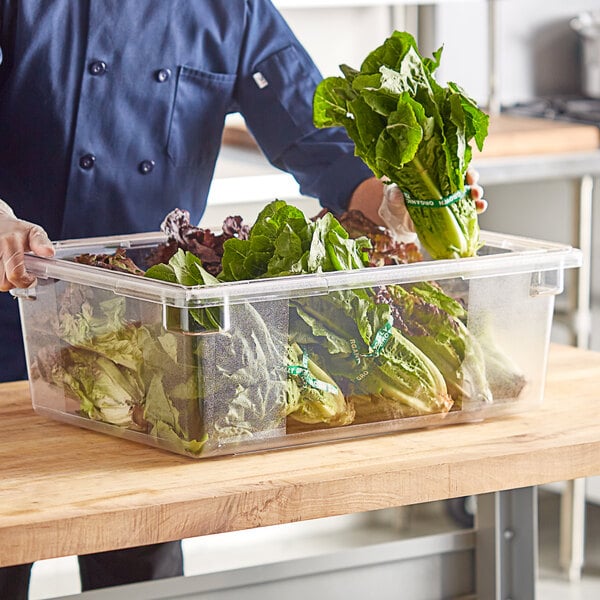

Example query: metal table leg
[560,478,587,582]
[476,487,538,600]
[572,174,594,350]
[559,174,594,582]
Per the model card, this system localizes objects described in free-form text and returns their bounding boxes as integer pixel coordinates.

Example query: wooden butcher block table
[472,113,600,157]
[0,343,599,599]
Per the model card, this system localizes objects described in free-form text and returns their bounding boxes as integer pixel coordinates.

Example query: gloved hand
[0,200,54,291]
[377,168,487,243]
[377,184,418,244]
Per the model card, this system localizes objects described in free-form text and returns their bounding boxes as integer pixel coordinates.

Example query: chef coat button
[155,68,172,83]
[89,60,108,76]
[79,154,96,170]
[138,159,155,174]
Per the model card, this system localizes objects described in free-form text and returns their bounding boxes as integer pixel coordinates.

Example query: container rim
[17,230,582,307]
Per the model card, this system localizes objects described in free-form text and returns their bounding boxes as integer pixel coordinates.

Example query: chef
[0,1,483,597]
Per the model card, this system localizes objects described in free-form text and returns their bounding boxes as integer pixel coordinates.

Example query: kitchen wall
[280,0,599,114]
[432,0,600,104]
[277,5,395,78]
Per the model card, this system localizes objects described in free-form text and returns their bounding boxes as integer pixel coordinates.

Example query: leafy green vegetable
[223,200,453,420]
[286,342,354,427]
[135,323,207,452]
[38,283,208,455]
[220,201,370,281]
[291,290,452,418]
[144,372,208,454]
[147,248,287,443]
[52,348,144,427]
[313,31,489,259]
[74,247,145,275]
[146,248,222,332]
[383,283,492,407]
[201,301,287,443]
[57,296,144,371]
[32,199,527,457]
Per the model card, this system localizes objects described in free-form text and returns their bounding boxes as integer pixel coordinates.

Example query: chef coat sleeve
[235,0,373,215]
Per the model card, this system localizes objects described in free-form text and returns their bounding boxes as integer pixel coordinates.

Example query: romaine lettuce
[313,31,489,259]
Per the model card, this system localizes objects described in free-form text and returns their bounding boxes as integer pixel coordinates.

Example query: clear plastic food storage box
[13,231,581,458]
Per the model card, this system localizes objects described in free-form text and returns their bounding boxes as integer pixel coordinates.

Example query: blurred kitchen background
[207,0,600,350]
[30,1,600,598]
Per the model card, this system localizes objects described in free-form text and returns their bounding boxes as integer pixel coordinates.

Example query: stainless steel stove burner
[503,96,600,126]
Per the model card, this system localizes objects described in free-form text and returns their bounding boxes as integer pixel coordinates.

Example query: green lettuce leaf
[286,342,354,427]
[220,200,452,421]
[220,201,370,282]
[145,249,222,332]
[57,296,143,371]
[313,30,489,259]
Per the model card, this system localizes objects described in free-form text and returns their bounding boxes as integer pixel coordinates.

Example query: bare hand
[0,201,54,291]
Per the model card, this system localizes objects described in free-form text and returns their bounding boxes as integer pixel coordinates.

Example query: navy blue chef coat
[0,0,373,381]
